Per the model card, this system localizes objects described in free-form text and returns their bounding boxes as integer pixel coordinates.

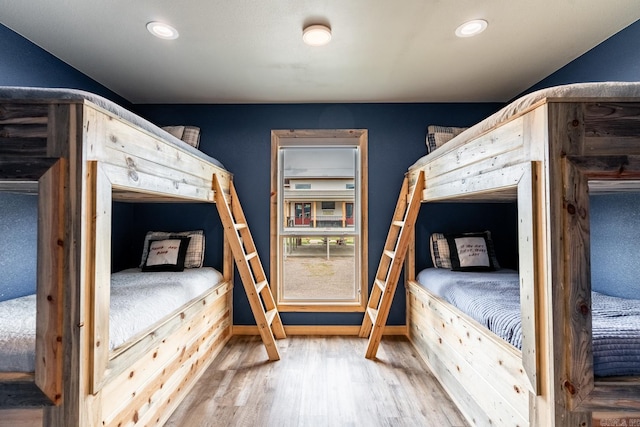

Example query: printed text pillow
[141,237,191,272]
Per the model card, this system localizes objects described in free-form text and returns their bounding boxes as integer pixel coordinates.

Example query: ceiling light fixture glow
[455,19,488,38]
[303,24,332,46]
[147,21,179,40]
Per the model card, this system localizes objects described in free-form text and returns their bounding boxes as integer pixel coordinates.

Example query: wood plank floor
[165,335,468,427]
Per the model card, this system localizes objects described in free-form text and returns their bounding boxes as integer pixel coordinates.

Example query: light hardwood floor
[165,335,468,427]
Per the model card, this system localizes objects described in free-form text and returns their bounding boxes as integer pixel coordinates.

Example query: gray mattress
[416,268,640,377]
[0,86,225,169]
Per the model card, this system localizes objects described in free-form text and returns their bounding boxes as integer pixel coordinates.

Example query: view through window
[271,130,367,311]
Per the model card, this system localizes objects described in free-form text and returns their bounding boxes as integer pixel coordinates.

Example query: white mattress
[410,81,640,170]
[0,267,224,372]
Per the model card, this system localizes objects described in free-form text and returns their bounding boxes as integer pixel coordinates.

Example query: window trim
[270,129,368,312]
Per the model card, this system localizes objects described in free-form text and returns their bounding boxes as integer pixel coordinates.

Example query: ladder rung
[265,308,278,326]
[215,176,284,360]
[255,280,268,293]
[360,172,423,360]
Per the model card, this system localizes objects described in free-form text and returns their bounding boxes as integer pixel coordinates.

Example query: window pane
[278,143,360,305]
[282,236,356,300]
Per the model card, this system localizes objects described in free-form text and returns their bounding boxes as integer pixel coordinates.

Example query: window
[271,129,368,312]
[295,183,311,189]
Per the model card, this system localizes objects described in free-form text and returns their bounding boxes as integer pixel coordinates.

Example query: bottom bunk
[407,268,640,427]
[0,267,226,372]
[407,277,530,426]
[0,268,233,427]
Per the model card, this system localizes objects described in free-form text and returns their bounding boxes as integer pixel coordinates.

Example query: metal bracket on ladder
[359,171,424,359]
[213,174,286,361]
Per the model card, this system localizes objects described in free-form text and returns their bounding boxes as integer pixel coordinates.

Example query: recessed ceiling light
[303,24,332,47]
[146,21,179,40]
[455,19,488,38]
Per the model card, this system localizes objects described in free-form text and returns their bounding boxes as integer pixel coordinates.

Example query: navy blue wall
[133,103,502,325]
[523,19,640,93]
[415,203,519,273]
[0,24,129,105]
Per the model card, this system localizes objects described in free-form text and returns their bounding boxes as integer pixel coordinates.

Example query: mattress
[415,268,640,377]
[0,86,225,170]
[0,267,224,372]
[410,81,640,170]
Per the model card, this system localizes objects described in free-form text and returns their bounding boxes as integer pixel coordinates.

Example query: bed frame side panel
[99,285,232,426]
[407,282,531,427]
[85,102,232,202]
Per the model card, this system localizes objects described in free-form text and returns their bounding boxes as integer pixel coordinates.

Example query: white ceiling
[1,1,639,104]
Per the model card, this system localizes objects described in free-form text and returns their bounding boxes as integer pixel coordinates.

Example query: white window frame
[270,129,368,312]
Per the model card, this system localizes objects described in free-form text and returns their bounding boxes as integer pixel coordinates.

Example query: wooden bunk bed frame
[405,84,640,426]
[0,94,235,426]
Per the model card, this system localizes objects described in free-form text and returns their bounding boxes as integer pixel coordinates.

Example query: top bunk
[407,81,640,202]
[0,86,232,202]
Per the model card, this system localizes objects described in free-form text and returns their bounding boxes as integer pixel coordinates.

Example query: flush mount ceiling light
[455,19,488,38]
[146,21,179,40]
[303,24,332,46]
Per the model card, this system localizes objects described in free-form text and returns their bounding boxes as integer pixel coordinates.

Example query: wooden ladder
[213,175,286,361]
[359,171,424,359]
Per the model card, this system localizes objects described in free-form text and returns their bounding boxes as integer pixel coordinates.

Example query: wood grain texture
[406,97,640,425]
[0,97,235,426]
[165,335,469,427]
[407,281,530,427]
[34,159,66,405]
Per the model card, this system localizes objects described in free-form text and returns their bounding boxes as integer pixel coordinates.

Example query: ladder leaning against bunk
[359,171,424,359]
[213,174,286,361]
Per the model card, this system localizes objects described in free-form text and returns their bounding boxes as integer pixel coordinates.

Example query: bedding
[425,125,468,153]
[0,86,225,169]
[0,267,223,372]
[415,268,640,377]
[162,125,201,149]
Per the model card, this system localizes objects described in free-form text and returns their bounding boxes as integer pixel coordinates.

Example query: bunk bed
[0,87,235,427]
[404,82,640,427]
